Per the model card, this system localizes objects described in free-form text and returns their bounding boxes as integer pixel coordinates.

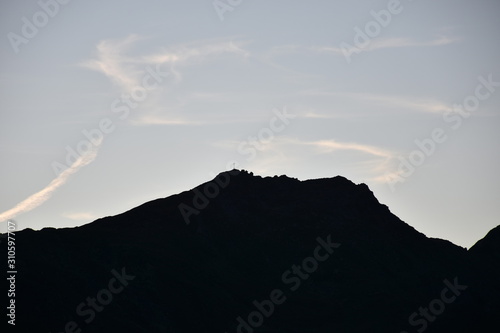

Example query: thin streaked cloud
[306,139,393,158]
[0,144,101,223]
[62,212,98,221]
[131,115,200,126]
[317,35,459,55]
[82,35,251,126]
[215,135,396,181]
[81,34,145,91]
[302,90,452,114]
[82,35,250,91]
[265,36,458,59]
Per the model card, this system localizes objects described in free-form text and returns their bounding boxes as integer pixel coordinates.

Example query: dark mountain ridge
[6,170,500,332]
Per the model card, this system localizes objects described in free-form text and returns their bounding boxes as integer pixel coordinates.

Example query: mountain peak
[12,170,500,332]
[211,169,359,189]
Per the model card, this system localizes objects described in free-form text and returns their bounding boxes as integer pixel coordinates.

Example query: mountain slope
[8,170,498,332]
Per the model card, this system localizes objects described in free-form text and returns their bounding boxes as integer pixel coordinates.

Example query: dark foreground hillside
[5,170,500,332]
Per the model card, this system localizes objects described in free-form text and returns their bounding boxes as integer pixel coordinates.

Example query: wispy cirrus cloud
[62,212,98,221]
[219,136,395,159]
[291,138,397,183]
[215,135,396,181]
[82,34,145,91]
[302,90,452,114]
[316,35,459,55]
[0,145,100,223]
[82,35,250,125]
[82,35,250,91]
[261,35,458,81]
[143,39,250,66]
[263,36,458,63]
[131,114,199,126]
[305,139,393,158]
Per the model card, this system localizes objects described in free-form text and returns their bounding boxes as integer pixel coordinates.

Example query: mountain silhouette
[7,170,500,332]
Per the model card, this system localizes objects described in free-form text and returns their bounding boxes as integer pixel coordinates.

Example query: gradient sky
[1,0,499,248]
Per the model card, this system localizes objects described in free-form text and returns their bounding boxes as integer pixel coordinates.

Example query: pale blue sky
[1,0,499,248]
